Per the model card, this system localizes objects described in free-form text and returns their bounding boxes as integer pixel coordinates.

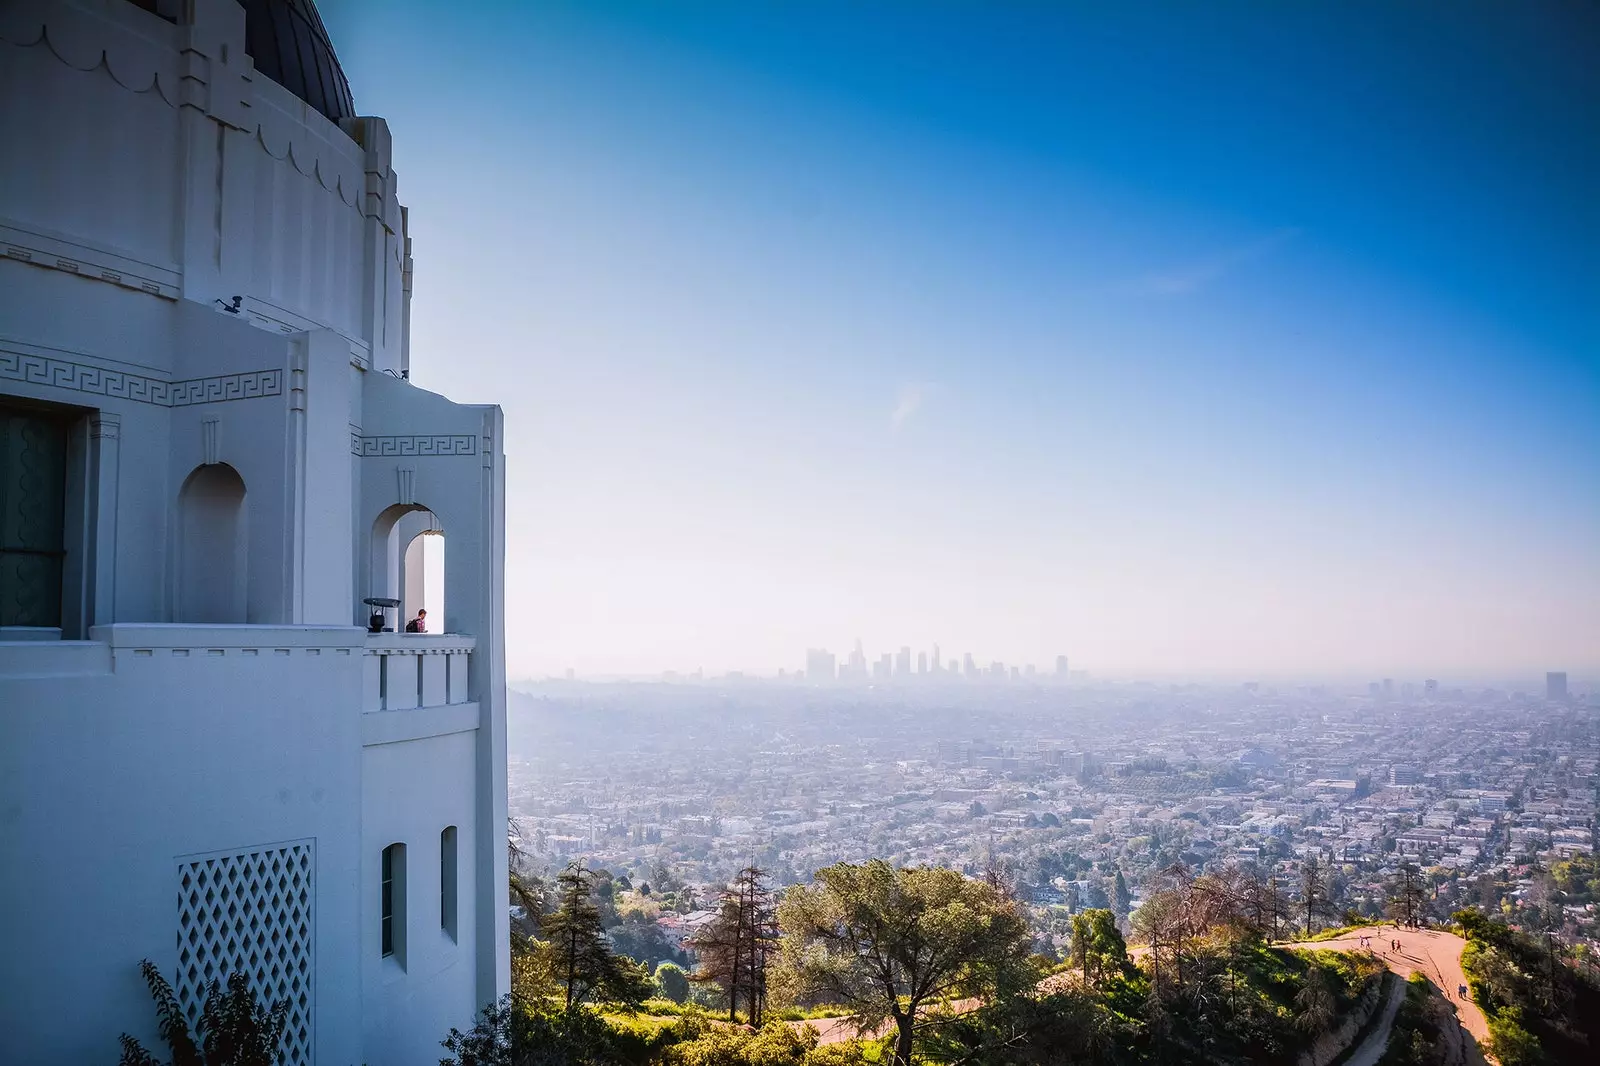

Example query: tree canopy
[773,859,1032,1066]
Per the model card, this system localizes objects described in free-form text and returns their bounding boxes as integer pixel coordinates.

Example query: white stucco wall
[0,2,511,1062]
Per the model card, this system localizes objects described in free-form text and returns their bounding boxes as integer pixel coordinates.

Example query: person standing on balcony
[406,609,428,633]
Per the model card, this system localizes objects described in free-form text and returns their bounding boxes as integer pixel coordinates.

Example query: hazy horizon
[328,1,1599,679]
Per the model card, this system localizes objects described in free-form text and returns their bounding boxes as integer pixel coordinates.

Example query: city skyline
[329,1,1599,678]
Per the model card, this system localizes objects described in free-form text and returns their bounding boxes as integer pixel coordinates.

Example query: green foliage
[773,860,1032,1066]
[441,997,627,1066]
[663,1022,817,1066]
[655,962,691,1005]
[545,863,653,1010]
[118,960,287,1066]
[1454,908,1600,1065]
[1487,1008,1544,1066]
[919,988,1135,1065]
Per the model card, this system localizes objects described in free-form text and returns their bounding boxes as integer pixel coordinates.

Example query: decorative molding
[89,412,121,440]
[1,220,182,301]
[351,434,478,458]
[396,467,415,505]
[288,344,308,414]
[0,351,282,407]
[201,416,219,465]
[0,1,383,220]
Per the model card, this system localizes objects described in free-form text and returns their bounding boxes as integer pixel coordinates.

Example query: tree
[692,866,780,1025]
[1112,870,1133,920]
[654,961,691,1004]
[773,860,1032,1066]
[119,960,287,1066]
[1294,964,1335,1035]
[1388,862,1428,928]
[1070,908,1127,987]
[543,861,650,1009]
[1299,855,1332,936]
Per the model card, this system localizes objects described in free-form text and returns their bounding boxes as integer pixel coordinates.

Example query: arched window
[176,463,246,623]
[381,842,406,966]
[440,825,458,941]
[370,504,445,633]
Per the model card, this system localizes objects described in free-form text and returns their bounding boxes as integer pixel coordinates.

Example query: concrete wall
[0,625,366,1066]
[0,1,511,1061]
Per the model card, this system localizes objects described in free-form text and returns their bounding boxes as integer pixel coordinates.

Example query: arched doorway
[370,504,445,632]
[176,463,247,623]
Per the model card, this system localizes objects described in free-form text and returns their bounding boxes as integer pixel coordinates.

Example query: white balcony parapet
[2,623,366,680]
[363,633,474,712]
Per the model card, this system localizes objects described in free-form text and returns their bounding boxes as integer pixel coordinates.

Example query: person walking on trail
[1458,984,1468,999]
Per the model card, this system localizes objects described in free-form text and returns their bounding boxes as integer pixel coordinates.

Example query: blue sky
[326,1,1598,681]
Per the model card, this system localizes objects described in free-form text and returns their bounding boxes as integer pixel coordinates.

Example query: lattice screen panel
[176,842,314,1065]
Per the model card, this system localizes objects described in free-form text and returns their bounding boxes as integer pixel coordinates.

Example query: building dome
[126,0,356,127]
[241,0,357,126]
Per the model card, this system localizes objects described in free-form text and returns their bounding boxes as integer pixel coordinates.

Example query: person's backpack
[405,618,420,633]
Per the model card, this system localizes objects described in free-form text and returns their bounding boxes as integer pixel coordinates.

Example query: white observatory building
[0,1,510,1062]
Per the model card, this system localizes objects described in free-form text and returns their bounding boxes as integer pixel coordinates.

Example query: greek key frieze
[0,351,283,407]
[350,434,479,457]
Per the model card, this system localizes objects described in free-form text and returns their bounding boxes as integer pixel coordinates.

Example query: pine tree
[691,865,778,1024]
[1113,869,1133,919]
[1387,862,1428,928]
[543,861,646,1009]
[1300,855,1331,935]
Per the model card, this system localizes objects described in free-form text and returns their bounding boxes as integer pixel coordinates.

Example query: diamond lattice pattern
[176,843,314,1065]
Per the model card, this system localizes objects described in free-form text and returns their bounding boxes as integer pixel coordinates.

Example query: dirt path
[1281,925,1491,1063]
[1337,973,1407,1066]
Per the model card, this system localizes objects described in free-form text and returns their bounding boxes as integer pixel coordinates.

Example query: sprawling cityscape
[508,668,1598,961]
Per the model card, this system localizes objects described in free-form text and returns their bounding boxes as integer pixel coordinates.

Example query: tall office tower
[0,3,509,1060]
[896,646,912,676]
[1368,681,1382,697]
[806,648,837,681]
[1056,654,1069,676]
[1547,672,1568,700]
[1025,664,1036,677]
[1424,679,1438,694]
[848,640,867,680]
[917,651,928,674]
[990,661,1005,677]
[964,652,978,677]
[1383,678,1394,697]
[875,653,892,679]
[932,643,942,673]
[1010,666,1021,680]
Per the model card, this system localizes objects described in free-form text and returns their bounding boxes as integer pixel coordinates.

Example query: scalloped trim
[0,2,383,218]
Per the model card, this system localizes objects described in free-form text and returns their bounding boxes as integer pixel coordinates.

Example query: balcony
[362,632,474,712]
[361,633,476,748]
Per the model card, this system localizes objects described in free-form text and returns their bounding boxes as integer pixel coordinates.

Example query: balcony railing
[363,633,474,712]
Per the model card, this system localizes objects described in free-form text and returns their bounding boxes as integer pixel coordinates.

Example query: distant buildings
[806,648,837,681]
[1390,765,1420,786]
[1056,655,1069,676]
[1547,672,1568,701]
[896,646,912,676]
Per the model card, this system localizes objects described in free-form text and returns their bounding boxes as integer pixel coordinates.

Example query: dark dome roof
[124,0,355,128]
[241,0,356,127]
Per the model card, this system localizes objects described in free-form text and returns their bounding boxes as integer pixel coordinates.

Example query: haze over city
[323,1,1599,681]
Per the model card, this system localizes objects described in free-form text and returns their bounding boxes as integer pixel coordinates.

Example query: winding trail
[1280,925,1491,1064]
[1337,974,1407,1066]
[795,924,1492,1059]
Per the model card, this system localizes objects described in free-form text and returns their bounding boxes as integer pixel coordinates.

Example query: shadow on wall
[177,463,246,623]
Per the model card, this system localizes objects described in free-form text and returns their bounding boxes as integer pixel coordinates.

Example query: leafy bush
[119,960,286,1066]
